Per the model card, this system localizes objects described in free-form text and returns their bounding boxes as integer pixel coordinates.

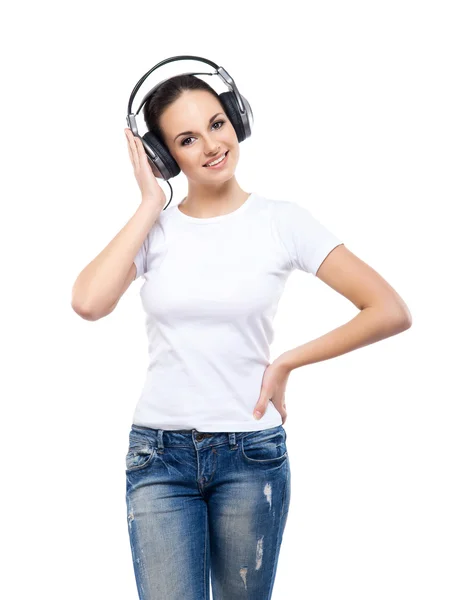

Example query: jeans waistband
[130,424,285,451]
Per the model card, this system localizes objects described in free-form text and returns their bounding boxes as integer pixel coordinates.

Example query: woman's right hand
[125,128,167,209]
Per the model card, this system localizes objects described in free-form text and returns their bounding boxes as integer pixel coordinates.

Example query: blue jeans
[125,424,291,599]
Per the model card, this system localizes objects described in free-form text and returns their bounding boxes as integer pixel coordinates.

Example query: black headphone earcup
[141,130,181,179]
[218,91,248,143]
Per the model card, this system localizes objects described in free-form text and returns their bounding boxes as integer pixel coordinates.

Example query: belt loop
[157,429,164,453]
[228,432,237,449]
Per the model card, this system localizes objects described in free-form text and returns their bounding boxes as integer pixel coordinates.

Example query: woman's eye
[181,120,225,147]
[212,120,225,131]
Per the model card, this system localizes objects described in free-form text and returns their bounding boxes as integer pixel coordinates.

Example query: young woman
[72,74,411,599]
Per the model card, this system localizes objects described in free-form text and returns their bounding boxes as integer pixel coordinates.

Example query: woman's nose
[205,138,220,154]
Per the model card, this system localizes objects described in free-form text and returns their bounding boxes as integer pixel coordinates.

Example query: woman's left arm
[276,244,412,372]
[252,245,412,422]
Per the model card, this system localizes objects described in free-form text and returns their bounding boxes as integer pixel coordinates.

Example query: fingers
[136,134,154,175]
[126,139,136,170]
[135,133,147,163]
[125,129,139,171]
[125,129,154,176]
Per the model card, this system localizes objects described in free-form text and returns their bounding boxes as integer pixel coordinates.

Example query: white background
[1,1,450,598]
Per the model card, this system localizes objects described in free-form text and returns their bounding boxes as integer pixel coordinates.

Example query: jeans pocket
[125,431,157,473]
[241,427,288,464]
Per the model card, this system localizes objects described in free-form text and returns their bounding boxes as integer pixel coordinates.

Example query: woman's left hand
[253,360,292,425]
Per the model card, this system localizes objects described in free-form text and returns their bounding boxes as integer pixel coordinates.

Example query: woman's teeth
[205,152,227,167]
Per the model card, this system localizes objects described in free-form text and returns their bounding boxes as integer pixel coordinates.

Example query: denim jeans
[125,423,291,599]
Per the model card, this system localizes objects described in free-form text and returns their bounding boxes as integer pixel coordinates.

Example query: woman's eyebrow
[173,112,226,142]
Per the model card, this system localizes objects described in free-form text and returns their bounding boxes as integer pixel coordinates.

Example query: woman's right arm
[71,129,167,321]
[71,200,162,320]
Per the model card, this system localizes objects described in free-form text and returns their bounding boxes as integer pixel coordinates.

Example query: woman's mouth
[203,150,229,169]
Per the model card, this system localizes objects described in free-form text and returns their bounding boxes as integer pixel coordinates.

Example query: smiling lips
[203,150,229,168]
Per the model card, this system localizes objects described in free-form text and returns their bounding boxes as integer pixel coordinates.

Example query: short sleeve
[133,234,149,280]
[273,201,344,275]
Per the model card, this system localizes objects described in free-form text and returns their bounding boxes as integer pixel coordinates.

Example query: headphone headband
[126,55,247,136]
[127,55,219,114]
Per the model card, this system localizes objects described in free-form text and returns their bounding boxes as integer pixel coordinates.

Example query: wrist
[139,196,164,214]
[274,352,295,374]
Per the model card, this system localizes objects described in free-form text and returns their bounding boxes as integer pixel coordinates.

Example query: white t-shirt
[132,192,343,432]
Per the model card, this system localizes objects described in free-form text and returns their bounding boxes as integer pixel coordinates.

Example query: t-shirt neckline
[175,192,256,224]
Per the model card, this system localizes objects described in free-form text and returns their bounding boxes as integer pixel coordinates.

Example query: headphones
[126,55,254,208]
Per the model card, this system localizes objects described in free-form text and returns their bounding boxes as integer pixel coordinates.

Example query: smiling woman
[142,74,250,216]
[72,57,412,600]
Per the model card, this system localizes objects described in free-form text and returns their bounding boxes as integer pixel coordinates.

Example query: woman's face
[159,90,239,183]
